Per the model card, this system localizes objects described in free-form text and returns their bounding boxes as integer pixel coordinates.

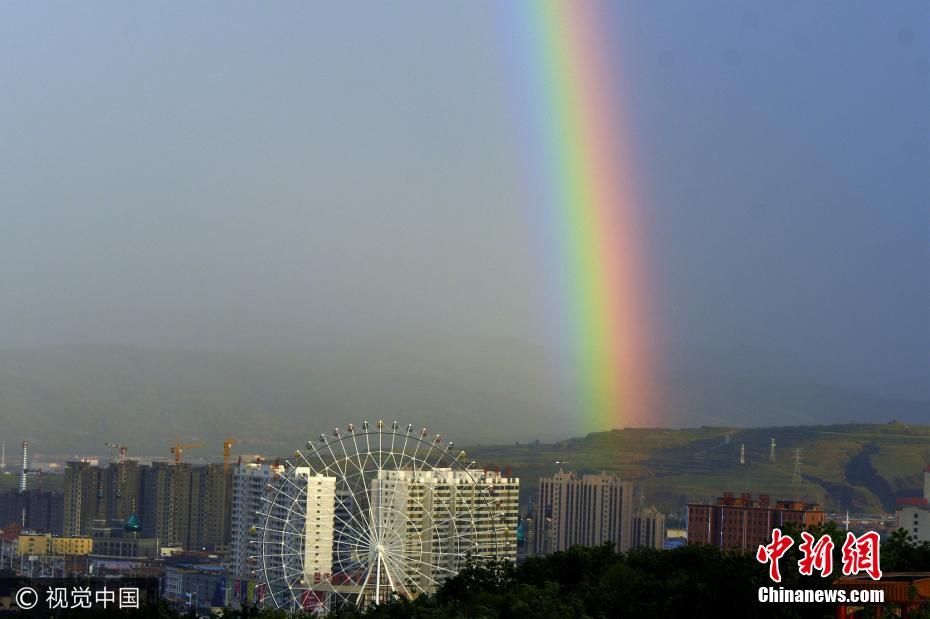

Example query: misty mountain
[0,342,925,458]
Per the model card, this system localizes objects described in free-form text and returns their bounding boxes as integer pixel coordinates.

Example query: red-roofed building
[897,497,929,507]
[895,465,930,543]
[834,573,930,619]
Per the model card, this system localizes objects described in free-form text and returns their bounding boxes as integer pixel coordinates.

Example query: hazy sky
[1,2,927,403]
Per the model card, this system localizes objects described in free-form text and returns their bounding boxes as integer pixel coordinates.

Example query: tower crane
[170,437,203,464]
[104,442,128,464]
[105,442,129,499]
[223,437,240,472]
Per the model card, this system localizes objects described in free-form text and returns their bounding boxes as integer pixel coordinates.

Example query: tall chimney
[19,441,28,493]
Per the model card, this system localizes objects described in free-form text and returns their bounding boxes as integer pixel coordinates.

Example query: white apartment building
[229,461,282,582]
[257,463,518,608]
[534,470,634,555]
[303,474,337,584]
[260,465,313,609]
[895,465,930,543]
[372,467,519,593]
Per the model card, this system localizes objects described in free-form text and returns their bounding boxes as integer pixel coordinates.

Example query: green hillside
[468,423,930,515]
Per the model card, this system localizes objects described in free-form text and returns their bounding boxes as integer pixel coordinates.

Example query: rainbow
[507,1,656,431]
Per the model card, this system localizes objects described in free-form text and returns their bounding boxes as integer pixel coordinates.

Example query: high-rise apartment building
[138,462,231,551]
[103,460,142,526]
[63,462,104,536]
[533,470,633,555]
[189,464,230,551]
[303,474,337,583]
[140,462,187,547]
[372,467,519,591]
[261,466,314,606]
[632,505,666,550]
[229,461,283,582]
[687,492,825,551]
[64,461,230,552]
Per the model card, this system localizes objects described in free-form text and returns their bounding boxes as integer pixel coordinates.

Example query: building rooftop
[689,492,822,512]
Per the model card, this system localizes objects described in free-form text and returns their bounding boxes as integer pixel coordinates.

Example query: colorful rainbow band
[516,1,656,430]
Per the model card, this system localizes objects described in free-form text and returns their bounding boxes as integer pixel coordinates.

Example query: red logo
[756,528,794,583]
[798,532,834,577]
[841,531,882,581]
[757,529,883,582]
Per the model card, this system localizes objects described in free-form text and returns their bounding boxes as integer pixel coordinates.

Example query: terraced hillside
[468,423,930,514]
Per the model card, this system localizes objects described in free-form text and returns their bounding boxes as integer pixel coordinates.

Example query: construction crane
[223,437,240,472]
[104,442,130,500]
[104,442,128,464]
[170,437,203,464]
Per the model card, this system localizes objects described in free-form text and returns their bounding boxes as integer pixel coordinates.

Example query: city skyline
[0,1,926,614]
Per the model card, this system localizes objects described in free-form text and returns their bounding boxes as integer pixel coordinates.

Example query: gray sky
[1,1,927,415]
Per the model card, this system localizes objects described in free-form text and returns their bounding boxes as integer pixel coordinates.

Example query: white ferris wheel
[253,421,506,612]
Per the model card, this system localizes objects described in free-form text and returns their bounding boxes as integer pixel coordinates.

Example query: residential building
[63,460,231,552]
[228,461,284,609]
[895,499,929,542]
[303,474,337,583]
[188,464,230,551]
[894,465,930,543]
[477,469,521,561]
[142,462,196,548]
[0,489,63,534]
[258,464,519,609]
[533,470,633,555]
[140,462,181,544]
[229,461,282,581]
[632,505,666,550]
[103,460,143,525]
[63,461,105,536]
[261,466,313,608]
[372,466,519,590]
[520,512,535,560]
[687,492,825,551]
